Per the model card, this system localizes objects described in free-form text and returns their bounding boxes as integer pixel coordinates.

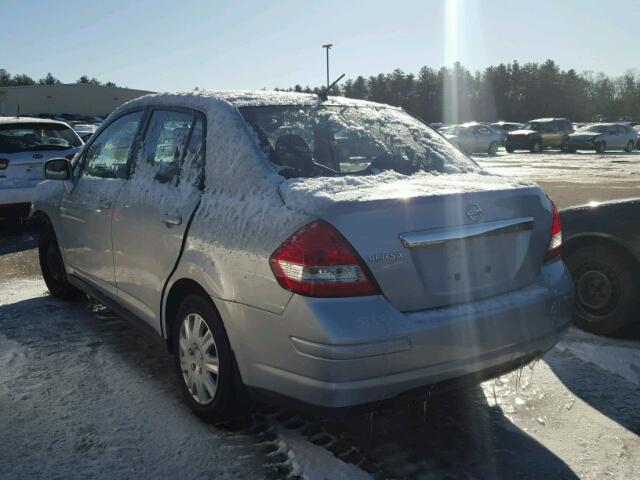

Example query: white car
[0,117,83,220]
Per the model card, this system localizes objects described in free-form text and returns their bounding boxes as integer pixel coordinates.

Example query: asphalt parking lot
[1,150,639,480]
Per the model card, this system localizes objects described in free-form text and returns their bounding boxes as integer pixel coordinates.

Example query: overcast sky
[3,0,639,91]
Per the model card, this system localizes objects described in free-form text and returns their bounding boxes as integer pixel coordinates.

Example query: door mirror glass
[44,158,71,180]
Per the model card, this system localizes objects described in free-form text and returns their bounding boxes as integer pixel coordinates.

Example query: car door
[473,125,491,152]
[111,108,205,328]
[60,110,145,296]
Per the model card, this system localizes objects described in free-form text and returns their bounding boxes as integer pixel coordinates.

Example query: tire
[173,294,242,422]
[624,140,634,152]
[38,222,81,300]
[595,141,606,153]
[565,245,639,336]
[505,145,515,153]
[530,140,543,153]
[488,141,499,155]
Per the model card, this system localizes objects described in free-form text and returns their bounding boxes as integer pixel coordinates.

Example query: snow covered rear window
[240,105,480,179]
[0,123,82,153]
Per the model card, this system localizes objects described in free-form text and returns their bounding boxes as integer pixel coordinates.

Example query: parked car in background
[567,123,637,153]
[0,117,83,220]
[69,121,98,142]
[30,90,572,421]
[505,118,573,153]
[561,198,640,335]
[444,122,504,154]
[491,121,523,135]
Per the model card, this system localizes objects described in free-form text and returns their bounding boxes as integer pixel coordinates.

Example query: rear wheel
[565,245,638,335]
[624,140,634,152]
[505,145,515,153]
[595,141,606,153]
[488,141,499,155]
[38,222,81,300]
[173,294,242,422]
[530,140,543,153]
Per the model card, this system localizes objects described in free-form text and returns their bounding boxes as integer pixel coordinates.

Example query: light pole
[322,44,333,90]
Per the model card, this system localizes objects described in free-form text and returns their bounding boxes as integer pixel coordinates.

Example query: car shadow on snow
[319,383,580,479]
[546,345,640,436]
[0,293,580,480]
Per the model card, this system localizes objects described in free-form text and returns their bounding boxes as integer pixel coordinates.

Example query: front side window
[82,111,143,179]
[241,105,480,179]
[139,109,194,184]
[0,123,82,153]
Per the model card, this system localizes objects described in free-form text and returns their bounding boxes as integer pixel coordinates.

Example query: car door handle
[162,214,182,226]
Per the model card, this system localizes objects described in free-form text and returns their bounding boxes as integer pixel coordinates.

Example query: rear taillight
[0,159,8,170]
[544,199,562,261]
[269,220,380,297]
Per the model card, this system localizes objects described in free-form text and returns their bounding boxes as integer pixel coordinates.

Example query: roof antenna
[318,73,345,101]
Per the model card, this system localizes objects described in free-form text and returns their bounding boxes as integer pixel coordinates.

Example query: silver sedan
[445,123,505,154]
[567,123,638,153]
[30,91,573,421]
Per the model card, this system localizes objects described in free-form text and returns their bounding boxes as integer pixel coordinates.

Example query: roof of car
[0,116,70,126]
[127,90,401,110]
[530,118,569,122]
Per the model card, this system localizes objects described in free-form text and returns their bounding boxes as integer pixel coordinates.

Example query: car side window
[81,111,143,179]
[140,109,194,184]
[181,116,205,188]
[475,126,490,135]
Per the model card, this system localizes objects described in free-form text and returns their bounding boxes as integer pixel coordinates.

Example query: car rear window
[240,105,480,178]
[0,122,82,153]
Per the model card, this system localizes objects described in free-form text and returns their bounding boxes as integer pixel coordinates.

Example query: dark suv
[506,118,573,153]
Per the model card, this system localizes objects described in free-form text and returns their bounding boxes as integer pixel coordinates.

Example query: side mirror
[44,158,71,180]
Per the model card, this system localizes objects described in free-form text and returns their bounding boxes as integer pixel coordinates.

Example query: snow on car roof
[0,116,70,126]
[123,89,400,111]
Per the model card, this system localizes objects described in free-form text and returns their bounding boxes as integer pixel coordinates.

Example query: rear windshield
[240,105,479,178]
[0,122,82,153]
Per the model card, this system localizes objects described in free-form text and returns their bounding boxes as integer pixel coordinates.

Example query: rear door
[111,108,205,327]
[60,110,145,295]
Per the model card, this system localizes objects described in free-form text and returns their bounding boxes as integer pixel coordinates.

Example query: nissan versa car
[30,91,573,421]
[0,117,83,220]
[566,123,638,153]
[505,118,573,153]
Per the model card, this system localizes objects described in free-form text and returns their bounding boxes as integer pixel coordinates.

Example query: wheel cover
[179,313,219,405]
[575,264,620,320]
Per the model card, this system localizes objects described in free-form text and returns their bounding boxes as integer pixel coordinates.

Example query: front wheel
[173,294,243,422]
[38,222,81,300]
[595,141,606,153]
[505,145,515,153]
[488,141,499,155]
[624,140,634,152]
[565,245,638,335]
[530,140,543,153]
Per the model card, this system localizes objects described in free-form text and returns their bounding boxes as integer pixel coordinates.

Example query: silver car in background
[567,122,638,153]
[444,122,505,154]
[0,117,83,220]
[30,91,573,421]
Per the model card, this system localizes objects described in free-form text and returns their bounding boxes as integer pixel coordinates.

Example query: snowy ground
[1,150,639,479]
[473,149,640,208]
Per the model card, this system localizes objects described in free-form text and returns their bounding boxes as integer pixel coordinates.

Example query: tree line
[285,60,640,123]
[0,69,117,87]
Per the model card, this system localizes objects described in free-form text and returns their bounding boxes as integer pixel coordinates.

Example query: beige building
[0,83,154,117]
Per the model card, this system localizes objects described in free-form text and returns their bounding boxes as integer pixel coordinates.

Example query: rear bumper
[0,183,37,207]
[221,259,573,408]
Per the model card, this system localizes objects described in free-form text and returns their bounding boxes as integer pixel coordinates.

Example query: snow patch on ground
[277,429,372,480]
[0,334,26,388]
[556,329,640,387]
